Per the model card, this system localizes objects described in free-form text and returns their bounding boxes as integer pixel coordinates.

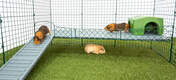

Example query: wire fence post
[0,16,5,64]
[150,0,156,50]
[50,0,52,32]
[153,0,156,16]
[50,0,53,46]
[169,1,176,63]
[32,0,36,35]
[81,0,84,47]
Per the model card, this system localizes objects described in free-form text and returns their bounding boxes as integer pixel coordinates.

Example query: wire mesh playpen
[0,0,176,69]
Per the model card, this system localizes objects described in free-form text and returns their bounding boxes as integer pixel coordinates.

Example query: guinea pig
[84,44,106,54]
[104,23,130,32]
[33,25,50,45]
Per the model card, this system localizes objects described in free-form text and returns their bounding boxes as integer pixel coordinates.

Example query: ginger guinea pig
[84,44,106,54]
[104,23,130,32]
[33,25,50,45]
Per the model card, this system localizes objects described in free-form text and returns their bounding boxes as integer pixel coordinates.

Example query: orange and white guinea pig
[84,44,106,54]
[104,23,130,32]
[33,25,50,45]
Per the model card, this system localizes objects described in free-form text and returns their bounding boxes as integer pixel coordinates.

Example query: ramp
[0,34,54,80]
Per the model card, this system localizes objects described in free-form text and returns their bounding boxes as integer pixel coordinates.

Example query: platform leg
[114,40,116,48]
[81,39,84,47]
[150,40,153,49]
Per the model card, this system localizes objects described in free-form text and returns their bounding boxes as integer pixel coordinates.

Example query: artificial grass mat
[26,38,176,80]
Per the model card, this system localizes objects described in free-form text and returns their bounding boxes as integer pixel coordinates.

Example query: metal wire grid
[52,0,167,40]
[0,0,34,64]
[154,0,175,37]
[52,0,176,63]
[151,0,176,62]
[0,0,52,65]
[52,0,154,29]
[51,0,82,29]
[52,0,168,40]
[34,0,52,31]
[0,0,175,66]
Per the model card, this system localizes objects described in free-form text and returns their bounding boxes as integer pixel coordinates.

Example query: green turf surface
[25,38,176,80]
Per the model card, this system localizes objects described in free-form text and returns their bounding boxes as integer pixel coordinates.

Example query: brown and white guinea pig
[84,44,106,54]
[104,23,130,32]
[33,25,50,45]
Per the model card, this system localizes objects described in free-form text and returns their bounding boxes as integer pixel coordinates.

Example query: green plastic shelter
[128,16,163,35]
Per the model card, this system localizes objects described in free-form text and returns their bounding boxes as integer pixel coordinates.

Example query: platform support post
[169,2,176,63]
[0,16,5,64]
[81,39,84,47]
[150,41,153,50]
[114,0,118,48]
[54,25,56,37]
[113,40,116,48]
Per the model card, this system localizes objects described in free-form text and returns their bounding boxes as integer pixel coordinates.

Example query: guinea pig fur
[84,44,106,54]
[33,25,50,45]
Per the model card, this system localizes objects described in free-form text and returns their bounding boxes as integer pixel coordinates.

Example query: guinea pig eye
[37,37,42,41]
[107,26,110,29]
[34,37,36,41]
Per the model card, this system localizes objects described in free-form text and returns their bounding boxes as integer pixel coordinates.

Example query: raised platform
[54,27,170,41]
[0,34,54,80]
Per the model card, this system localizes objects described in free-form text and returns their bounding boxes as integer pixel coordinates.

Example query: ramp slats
[0,76,18,80]
[0,34,54,80]
[17,53,39,56]
[9,59,33,63]
[2,67,26,72]
[0,70,22,76]
[5,63,30,68]
[20,50,40,53]
[12,56,37,60]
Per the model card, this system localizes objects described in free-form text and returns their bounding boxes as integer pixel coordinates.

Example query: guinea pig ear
[100,48,104,51]
[99,48,105,53]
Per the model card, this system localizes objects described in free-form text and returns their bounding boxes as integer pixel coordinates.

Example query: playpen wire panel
[0,0,52,65]
[0,0,175,66]
[150,0,176,62]
[51,0,176,62]
[0,0,35,65]
[0,0,34,52]
[52,0,171,40]
[52,0,154,29]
